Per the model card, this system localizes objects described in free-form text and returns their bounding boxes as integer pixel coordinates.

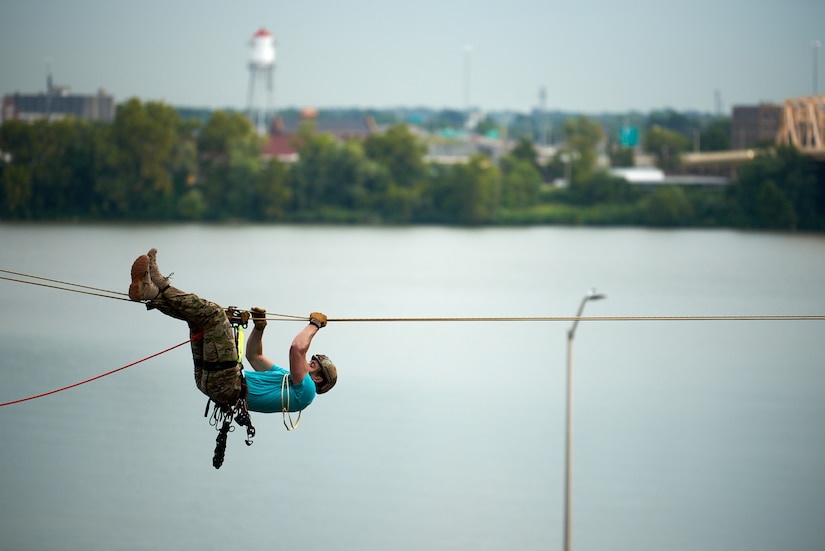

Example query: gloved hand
[309,312,327,329]
[251,306,267,330]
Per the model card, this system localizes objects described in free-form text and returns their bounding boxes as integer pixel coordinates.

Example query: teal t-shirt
[244,365,316,413]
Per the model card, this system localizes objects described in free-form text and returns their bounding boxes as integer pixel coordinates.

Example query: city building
[262,107,378,163]
[730,103,781,149]
[2,74,115,123]
[610,166,730,190]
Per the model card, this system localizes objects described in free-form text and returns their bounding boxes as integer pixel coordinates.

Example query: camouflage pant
[148,287,242,406]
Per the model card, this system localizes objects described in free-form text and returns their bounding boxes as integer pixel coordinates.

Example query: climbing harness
[206,307,257,470]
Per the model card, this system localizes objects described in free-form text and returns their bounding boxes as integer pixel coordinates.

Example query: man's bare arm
[288,323,319,384]
[246,307,273,372]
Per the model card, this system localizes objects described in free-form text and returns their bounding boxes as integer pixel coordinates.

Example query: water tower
[246,28,276,135]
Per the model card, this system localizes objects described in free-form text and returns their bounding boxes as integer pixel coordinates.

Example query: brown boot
[128,254,161,301]
[147,248,171,290]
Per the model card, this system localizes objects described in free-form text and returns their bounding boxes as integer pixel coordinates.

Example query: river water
[1,224,824,551]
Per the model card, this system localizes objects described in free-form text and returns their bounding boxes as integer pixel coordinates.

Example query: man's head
[310,354,337,394]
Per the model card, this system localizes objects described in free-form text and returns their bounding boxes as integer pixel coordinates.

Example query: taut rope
[3,268,824,323]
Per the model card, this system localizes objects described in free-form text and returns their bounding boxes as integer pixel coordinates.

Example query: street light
[561,152,577,189]
[463,44,473,129]
[563,289,606,551]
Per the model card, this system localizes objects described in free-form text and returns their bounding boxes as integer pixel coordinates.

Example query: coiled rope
[2,268,825,323]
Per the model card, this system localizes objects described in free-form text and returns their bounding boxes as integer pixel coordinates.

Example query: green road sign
[620,126,639,147]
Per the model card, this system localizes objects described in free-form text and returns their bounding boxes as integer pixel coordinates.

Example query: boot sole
[129,255,150,301]
[146,248,169,288]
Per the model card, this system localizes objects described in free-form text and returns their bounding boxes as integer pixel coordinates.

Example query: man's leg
[148,287,237,367]
[130,250,242,405]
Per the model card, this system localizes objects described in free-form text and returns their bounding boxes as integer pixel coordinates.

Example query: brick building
[730,103,781,149]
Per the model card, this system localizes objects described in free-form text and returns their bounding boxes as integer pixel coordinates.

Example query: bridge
[776,94,825,160]
[679,94,825,178]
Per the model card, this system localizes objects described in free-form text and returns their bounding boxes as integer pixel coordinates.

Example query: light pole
[561,151,579,189]
[463,44,473,130]
[563,289,606,551]
[813,40,821,95]
[561,153,571,188]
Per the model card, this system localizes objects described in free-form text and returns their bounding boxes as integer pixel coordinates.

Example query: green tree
[431,154,500,224]
[92,122,129,217]
[288,129,339,212]
[378,180,418,223]
[642,185,693,226]
[0,118,92,218]
[569,170,641,205]
[99,99,184,219]
[254,159,292,220]
[646,109,699,138]
[609,146,635,168]
[362,124,428,221]
[177,188,207,220]
[644,126,688,173]
[508,137,541,173]
[731,146,823,230]
[288,128,383,218]
[563,116,603,183]
[754,180,797,229]
[1,164,33,218]
[170,118,200,200]
[198,110,261,164]
[320,140,374,210]
[701,118,731,151]
[0,120,37,217]
[197,110,263,219]
[363,124,426,189]
[500,156,541,208]
[0,120,38,164]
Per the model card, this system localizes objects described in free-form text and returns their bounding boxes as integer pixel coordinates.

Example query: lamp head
[586,289,606,301]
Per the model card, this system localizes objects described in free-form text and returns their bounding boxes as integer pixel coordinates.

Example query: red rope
[0,333,203,407]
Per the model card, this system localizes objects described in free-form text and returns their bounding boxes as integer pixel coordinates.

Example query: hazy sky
[2,0,823,115]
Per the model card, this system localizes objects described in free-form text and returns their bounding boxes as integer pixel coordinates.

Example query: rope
[0,333,203,408]
[2,268,824,323]
[326,315,825,322]
[0,269,130,301]
[280,371,302,431]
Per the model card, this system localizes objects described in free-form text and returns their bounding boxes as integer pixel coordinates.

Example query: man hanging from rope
[127,248,337,465]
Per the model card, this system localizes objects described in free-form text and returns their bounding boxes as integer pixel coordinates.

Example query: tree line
[1,98,823,230]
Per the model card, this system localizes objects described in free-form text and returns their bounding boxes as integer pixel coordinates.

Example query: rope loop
[281,372,302,431]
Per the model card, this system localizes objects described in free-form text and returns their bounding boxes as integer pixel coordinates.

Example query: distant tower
[246,28,276,135]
